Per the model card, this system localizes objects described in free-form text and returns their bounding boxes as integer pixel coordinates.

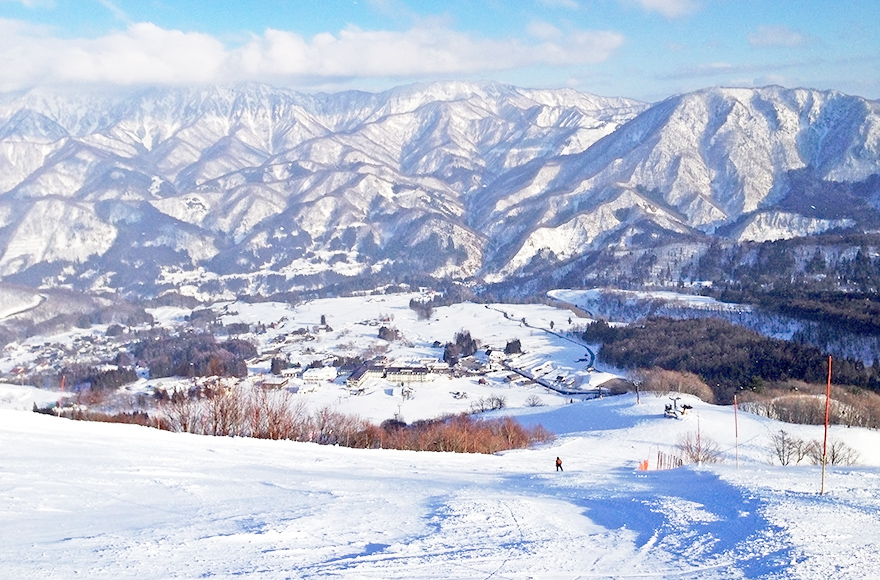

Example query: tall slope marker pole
[821,355,832,495]
[733,393,739,470]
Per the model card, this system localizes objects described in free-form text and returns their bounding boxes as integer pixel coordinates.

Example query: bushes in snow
[676,430,722,464]
[633,367,715,403]
[469,394,507,413]
[378,414,553,453]
[770,430,860,466]
[152,383,550,454]
[739,381,880,429]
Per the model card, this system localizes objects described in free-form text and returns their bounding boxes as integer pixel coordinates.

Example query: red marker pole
[821,355,832,495]
[57,376,65,414]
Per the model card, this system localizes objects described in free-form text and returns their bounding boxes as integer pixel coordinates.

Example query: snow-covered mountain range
[0,82,878,298]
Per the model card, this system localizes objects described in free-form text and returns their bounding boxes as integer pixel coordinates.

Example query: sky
[0,0,877,102]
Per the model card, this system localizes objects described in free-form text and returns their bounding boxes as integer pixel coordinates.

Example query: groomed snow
[3,388,880,579]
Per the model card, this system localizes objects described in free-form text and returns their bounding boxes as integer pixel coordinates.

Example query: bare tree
[676,430,722,464]
[524,394,544,407]
[770,430,810,465]
[470,394,507,413]
[204,385,244,436]
[807,438,860,466]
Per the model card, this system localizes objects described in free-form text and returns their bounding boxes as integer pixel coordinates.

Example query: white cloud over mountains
[748,25,810,49]
[0,18,624,90]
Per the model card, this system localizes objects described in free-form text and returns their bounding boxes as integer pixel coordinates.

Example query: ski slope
[2,386,879,579]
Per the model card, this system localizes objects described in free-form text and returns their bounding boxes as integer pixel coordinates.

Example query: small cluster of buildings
[261,365,339,390]
[346,357,451,389]
[260,357,454,392]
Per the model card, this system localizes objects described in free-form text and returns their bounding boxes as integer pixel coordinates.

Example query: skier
[556,456,563,472]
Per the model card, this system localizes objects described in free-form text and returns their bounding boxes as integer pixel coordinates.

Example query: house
[262,376,289,390]
[346,364,384,389]
[346,363,435,389]
[421,358,449,372]
[302,366,338,384]
[384,366,432,385]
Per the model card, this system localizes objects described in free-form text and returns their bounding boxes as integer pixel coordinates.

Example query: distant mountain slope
[477,86,880,276]
[0,82,877,298]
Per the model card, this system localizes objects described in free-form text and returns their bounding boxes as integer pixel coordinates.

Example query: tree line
[129,331,257,379]
[583,317,878,404]
[60,363,138,391]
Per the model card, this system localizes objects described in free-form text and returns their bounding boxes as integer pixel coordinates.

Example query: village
[0,293,614,422]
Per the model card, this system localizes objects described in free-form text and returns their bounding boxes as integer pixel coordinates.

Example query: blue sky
[0,0,876,101]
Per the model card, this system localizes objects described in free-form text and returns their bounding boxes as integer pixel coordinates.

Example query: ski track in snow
[3,393,880,579]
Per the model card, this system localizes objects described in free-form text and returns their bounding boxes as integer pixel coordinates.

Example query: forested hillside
[582,317,878,404]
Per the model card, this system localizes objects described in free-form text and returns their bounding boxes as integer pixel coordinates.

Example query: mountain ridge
[0,82,877,299]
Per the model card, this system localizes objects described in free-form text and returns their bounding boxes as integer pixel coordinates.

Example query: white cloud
[748,25,808,49]
[623,0,699,18]
[232,25,623,78]
[0,18,625,90]
[0,20,226,89]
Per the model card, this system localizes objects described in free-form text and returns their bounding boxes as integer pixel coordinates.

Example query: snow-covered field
[3,292,880,578]
[0,286,43,320]
[550,288,751,313]
[2,387,880,579]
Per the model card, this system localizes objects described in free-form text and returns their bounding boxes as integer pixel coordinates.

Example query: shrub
[676,430,722,464]
[52,380,553,455]
[807,438,860,466]
[737,381,879,428]
[372,413,553,453]
[634,368,715,403]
